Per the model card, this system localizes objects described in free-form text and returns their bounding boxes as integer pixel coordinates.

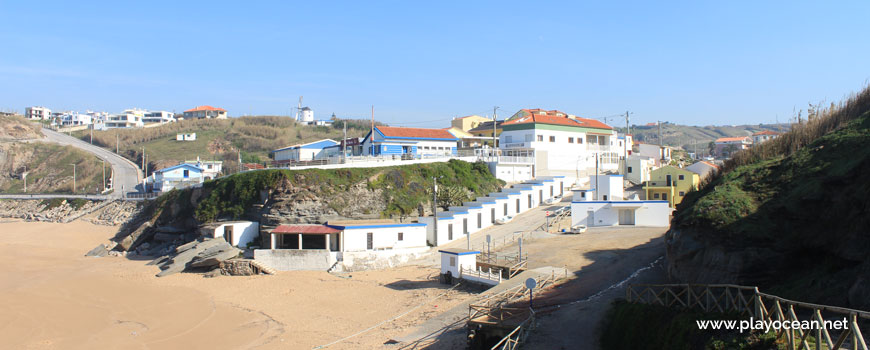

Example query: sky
[1,1,869,127]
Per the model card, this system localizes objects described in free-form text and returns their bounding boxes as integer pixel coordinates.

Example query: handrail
[627,283,869,350]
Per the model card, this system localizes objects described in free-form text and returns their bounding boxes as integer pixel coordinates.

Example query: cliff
[667,89,870,310]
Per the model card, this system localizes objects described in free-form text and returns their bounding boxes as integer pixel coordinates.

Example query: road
[39,128,142,197]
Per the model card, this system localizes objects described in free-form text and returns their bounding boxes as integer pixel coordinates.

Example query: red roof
[272,224,341,234]
[715,136,751,143]
[243,163,265,170]
[752,130,780,136]
[503,113,613,130]
[184,105,226,113]
[376,126,458,140]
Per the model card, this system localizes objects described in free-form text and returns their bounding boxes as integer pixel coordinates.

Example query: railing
[490,309,535,350]
[124,192,160,200]
[460,266,503,284]
[503,142,529,149]
[627,284,869,350]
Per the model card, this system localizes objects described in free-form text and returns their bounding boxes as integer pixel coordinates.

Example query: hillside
[667,86,870,310]
[0,114,42,140]
[619,123,789,155]
[73,116,379,174]
[112,160,504,253]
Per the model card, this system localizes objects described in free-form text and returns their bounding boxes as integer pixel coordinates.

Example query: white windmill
[294,96,303,121]
[293,96,314,123]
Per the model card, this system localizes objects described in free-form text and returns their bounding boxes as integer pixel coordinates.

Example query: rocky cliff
[667,102,870,310]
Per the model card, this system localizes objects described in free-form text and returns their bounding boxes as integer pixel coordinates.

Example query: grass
[145,159,504,223]
[1,143,107,194]
[601,301,781,350]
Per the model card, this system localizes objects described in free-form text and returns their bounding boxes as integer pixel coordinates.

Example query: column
[298,234,303,250]
[324,234,330,251]
[270,233,276,249]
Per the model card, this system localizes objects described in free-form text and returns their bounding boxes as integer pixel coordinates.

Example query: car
[569,224,587,234]
[494,215,514,225]
[554,206,569,215]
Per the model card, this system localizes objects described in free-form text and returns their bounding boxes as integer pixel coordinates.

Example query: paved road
[0,194,109,200]
[39,128,142,198]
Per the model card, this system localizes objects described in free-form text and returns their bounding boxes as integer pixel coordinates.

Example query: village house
[752,130,781,144]
[152,163,206,192]
[270,139,339,165]
[106,108,145,128]
[143,110,175,124]
[686,160,720,181]
[183,105,227,119]
[637,143,672,164]
[625,155,655,185]
[498,108,618,185]
[714,136,752,158]
[361,126,458,157]
[571,174,670,227]
[201,221,260,248]
[643,166,700,208]
[25,106,51,120]
[183,158,222,179]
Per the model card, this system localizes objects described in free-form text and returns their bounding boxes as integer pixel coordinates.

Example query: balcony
[502,142,529,149]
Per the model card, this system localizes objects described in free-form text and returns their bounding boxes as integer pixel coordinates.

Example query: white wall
[440,252,478,277]
[211,221,259,247]
[590,175,624,201]
[341,224,427,252]
[571,201,671,227]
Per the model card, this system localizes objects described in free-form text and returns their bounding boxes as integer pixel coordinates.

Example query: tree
[707,141,715,155]
[436,185,468,210]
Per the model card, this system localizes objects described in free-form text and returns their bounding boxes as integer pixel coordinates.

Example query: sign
[545,211,550,216]
[525,278,537,290]
[486,235,491,243]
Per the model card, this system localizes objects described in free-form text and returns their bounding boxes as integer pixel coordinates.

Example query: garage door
[618,209,635,225]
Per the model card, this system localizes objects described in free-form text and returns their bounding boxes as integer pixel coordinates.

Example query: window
[450,256,456,267]
[578,138,584,144]
[397,232,403,241]
[505,135,512,143]
[525,134,533,142]
[603,195,608,200]
[678,175,684,180]
[183,169,189,178]
[477,213,482,228]
[662,193,668,200]
[654,193,660,199]
[568,137,574,143]
[367,232,373,250]
[537,135,543,142]
[549,136,555,142]
[628,166,633,173]
[679,191,685,196]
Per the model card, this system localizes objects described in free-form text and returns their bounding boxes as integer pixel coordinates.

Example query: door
[666,174,672,186]
[448,224,453,240]
[366,232,373,250]
[618,209,635,225]
[504,203,508,216]
[491,208,496,223]
[477,213,482,228]
[587,210,595,226]
[516,198,520,213]
[539,190,543,203]
[463,218,468,234]
[528,194,532,208]
[223,225,234,245]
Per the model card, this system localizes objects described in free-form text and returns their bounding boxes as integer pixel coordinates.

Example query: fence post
[754,287,763,320]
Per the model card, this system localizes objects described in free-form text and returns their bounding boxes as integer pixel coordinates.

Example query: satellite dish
[486,235,491,243]
[525,278,537,290]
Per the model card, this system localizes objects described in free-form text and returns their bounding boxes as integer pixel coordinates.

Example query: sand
[0,220,475,350]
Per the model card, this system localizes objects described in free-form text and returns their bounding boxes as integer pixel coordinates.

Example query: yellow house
[644,166,700,208]
[451,115,492,132]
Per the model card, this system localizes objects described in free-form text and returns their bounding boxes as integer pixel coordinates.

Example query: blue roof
[156,163,203,174]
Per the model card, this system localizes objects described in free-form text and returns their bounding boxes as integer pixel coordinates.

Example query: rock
[117,221,153,251]
[85,244,108,257]
[156,237,240,277]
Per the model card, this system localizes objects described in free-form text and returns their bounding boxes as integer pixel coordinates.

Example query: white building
[152,163,206,192]
[571,199,671,227]
[498,109,619,185]
[271,139,340,165]
[361,126,458,157]
[751,130,781,144]
[183,105,227,119]
[638,143,672,163]
[586,175,624,201]
[625,155,655,185]
[184,158,222,179]
[107,109,146,128]
[25,106,51,120]
[686,160,719,181]
[176,133,197,141]
[58,111,92,126]
[143,111,176,124]
[201,221,260,248]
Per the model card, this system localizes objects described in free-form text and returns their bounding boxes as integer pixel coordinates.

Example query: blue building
[361,126,458,157]
[153,163,206,192]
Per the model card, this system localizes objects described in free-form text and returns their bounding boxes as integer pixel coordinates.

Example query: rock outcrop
[154,237,240,277]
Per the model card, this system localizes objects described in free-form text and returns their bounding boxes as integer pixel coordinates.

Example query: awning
[272,224,341,235]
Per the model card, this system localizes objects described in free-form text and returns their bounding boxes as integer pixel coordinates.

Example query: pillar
[324,234,330,251]
[298,234,302,250]
[270,233,276,249]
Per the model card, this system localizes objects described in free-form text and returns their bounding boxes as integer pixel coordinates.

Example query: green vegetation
[1,143,108,194]
[600,301,779,350]
[147,160,503,223]
[617,123,788,156]
[73,116,378,174]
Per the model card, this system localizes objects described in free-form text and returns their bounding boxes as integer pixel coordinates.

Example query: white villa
[107,108,146,128]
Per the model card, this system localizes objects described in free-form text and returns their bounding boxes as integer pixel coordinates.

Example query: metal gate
[618,209,635,225]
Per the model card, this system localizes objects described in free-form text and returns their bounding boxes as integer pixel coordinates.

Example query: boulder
[85,244,108,257]
[156,237,240,277]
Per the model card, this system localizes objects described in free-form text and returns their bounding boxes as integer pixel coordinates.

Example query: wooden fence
[627,284,869,350]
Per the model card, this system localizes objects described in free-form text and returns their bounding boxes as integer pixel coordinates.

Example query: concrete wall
[341,224,427,252]
[341,247,430,271]
[254,249,334,271]
[571,201,671,227]
[211,221,259,247]
[590,175,624,201]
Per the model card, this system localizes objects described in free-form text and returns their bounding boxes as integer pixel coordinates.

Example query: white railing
[496,156,535,164]
[460,265,503,285]
[503,142,529,149]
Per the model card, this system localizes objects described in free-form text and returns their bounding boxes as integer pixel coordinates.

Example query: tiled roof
[503,114,612,130]
[377,126,458,140]
[272,224,341,234]
[752,130,780,136]
[715,136,751,143]
[184,105,226,113]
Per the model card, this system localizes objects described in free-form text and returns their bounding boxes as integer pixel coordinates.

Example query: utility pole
[71,163,76,193]
[624,111,630,176]
[90,126,93,144]
[493,106,499,155]
[238,149,242,173]
[432,177,438,244]
[343,121,347,162]
[658,120,664,161]
[370,106,375,157]
[102,159,105,192]
[595,155,599,200]
[23,165,27,193]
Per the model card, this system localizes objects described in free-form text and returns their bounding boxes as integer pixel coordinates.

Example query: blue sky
[1,1,868,127]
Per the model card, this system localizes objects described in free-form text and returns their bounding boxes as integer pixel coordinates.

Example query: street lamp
[70,163,76,193]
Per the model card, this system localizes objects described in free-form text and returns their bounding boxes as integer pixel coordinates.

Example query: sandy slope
[0,220,474,350]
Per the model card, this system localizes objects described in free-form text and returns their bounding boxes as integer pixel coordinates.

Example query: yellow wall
[644,166,699,207]
[451,115,491,132]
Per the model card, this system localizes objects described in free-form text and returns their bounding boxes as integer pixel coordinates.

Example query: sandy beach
[0,220,474,350]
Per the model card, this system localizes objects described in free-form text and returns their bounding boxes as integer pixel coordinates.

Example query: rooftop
[375,126,458,140]
[272,224,341,235]
[184,105,226,113]
[503,113,612,130]
[752,130,781,136]
[715,136,752,143]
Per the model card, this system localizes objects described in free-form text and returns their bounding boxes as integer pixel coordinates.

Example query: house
[643,166,700,208]
[498,108,617,184]
[176,132,197,141]
[201,221,260,248]
[25,106,51,120]
[152,163,206,192]
[184,158,222,179]
[361,126,458,157]
[451,115,492,132]
[571,198,670,227]
[106,109,146,128]
[752,130,781,144]
[625,155,655,185]
[58,111,92,126]
[584,175,624,201]
[271,139,340,164]
[143,111,175,124]
[255,221,429,271]
[686,161,719,181]
[714,136,752,158]
[183,105,227,119]
[637,143,672,163]
[467,120,504,147]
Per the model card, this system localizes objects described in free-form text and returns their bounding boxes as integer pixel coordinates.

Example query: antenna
[294,96,303,121]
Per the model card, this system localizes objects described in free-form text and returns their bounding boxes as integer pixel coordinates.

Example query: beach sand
[0,220,473,349]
